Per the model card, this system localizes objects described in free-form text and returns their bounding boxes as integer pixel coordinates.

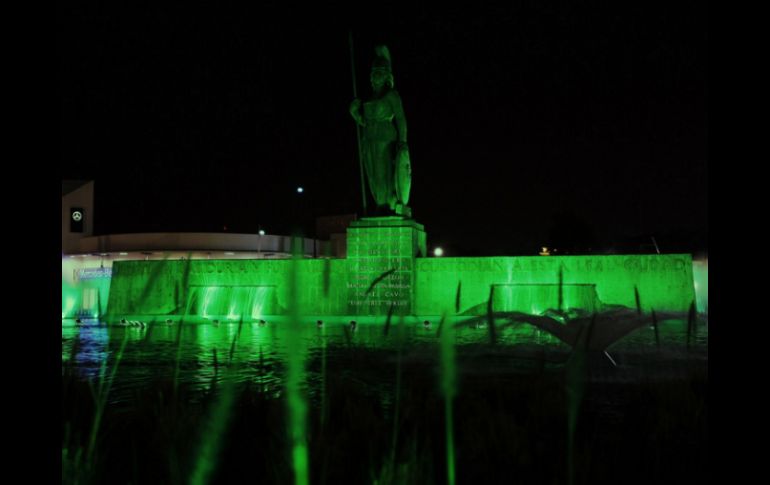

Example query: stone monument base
[346,217,427,315]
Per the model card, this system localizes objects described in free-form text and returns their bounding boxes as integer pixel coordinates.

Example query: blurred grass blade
[487,285,497,345]
[86,330,129,464]
[651,309,660,350]
[322,254,331,297]
[174,318,185,397]
[566,316,591,485]
[584,313,596,351]
[189,372,237,485]
[439,310,456,485]
[436,313,447,338]
[384,303,395,337]
[179,252,193,314]
[634,286,642,315]
[137,253,171,312]
[455,280,462,314]
[228,332,238,364]
[286,235,309,485]
[390,315,405,467]
[365,268,396,296]
[687,300,696,351]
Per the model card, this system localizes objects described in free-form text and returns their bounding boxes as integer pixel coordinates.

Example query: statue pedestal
[346,217,427,315]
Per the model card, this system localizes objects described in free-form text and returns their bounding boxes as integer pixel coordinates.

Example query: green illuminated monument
[104,254,695,319]
[77,45,697,322]
[350,45,412,218]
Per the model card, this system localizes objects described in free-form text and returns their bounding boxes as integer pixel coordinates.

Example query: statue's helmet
[370,45,394,89]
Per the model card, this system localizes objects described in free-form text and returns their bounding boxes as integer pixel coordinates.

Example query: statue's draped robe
[360,89,410,211]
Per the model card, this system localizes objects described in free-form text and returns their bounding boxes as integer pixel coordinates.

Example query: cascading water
[249,286,271,320]
[185,286,274,320]
[493,283,600,314]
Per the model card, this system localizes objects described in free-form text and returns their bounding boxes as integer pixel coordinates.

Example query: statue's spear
[349,31,368,215]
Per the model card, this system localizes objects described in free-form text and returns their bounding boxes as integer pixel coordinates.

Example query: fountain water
[185,285,276,320]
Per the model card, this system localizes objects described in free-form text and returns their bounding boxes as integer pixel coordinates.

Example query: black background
[60,2,707,256]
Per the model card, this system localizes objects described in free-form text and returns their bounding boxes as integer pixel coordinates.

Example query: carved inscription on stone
[346,227,416,314]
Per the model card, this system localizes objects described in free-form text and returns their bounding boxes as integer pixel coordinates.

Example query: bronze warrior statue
[350,45,412,217]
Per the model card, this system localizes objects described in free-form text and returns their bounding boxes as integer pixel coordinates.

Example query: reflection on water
[62,315,708,405]
[62,324,110,379]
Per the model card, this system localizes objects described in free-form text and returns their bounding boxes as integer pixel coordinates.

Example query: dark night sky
[60,3,707,256]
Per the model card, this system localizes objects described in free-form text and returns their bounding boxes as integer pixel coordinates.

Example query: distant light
[539,247,551,256]
[297,187,304,193]
[434,247,444,257]
[224,252,235,256]
[119,252,128,256]
[258,230,266,236]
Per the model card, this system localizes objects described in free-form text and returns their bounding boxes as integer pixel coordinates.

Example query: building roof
[62,180,92,197]
[74,232,322,256]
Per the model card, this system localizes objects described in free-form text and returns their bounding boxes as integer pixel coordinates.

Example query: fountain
[61,36,707,485]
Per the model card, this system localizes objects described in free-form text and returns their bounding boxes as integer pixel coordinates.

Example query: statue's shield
[394,146,411,206]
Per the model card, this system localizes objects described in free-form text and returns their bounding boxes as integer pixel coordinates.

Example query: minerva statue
[349,45,412,217]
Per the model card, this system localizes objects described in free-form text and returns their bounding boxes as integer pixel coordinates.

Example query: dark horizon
[60,3,707,256]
